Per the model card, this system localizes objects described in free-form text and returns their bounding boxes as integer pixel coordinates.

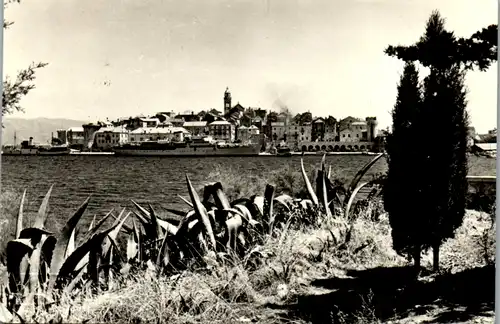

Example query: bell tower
[224,87,232,115]
[366,117,378,142]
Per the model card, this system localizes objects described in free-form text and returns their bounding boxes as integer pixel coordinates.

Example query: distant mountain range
[2,117,88,145]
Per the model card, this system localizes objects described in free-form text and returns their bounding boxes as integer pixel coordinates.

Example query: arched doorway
[334,145,340,152]
[308,145,314,152]
[328,145,334,152]
[302,145,307,152]
[340,145,346,152]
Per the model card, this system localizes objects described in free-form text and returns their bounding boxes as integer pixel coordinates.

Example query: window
[356,134,359,137]
[348,134,351,137]
[343,134,346,137]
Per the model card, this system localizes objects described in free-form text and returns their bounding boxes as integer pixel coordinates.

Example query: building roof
[130,127,189,134]
[183,121,207,127]
[238,125,248,129]
[474,143,497,151]
[233,103,245,111]
[248,125,259,129]
[339,116,362,123]
[95,127,128,133]
[210,120,231,126]
[351,121,367,126]
[67,127,84,132]
[271,122,285,127]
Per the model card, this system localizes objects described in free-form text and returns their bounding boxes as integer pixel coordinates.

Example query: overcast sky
[4,0,497,133]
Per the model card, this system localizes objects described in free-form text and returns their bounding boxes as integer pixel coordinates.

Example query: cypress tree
[384,62,426,269]
[419,65,469,272]
[384,11,479,272]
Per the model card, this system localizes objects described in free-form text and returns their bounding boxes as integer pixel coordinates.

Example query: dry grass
[16,207,492,324]
[0,168,495,324]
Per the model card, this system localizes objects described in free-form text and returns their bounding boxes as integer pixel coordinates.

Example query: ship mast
[14,131,17,146]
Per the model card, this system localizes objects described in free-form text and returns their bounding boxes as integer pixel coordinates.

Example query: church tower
[224,87,232,115]
[366,117,378,142]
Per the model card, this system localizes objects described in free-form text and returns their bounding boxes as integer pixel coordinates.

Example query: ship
[113,136,261,157]
[2,135,70,156]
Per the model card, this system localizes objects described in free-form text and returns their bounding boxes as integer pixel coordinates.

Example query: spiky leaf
[6,239,33,294]
[47,196,91,292]
[345,182,370,219]
[85,210,114,240]
[301,158,319,206]
[264,184,275,234]
[186,174,216,249]
[345,153,384,206]
[57,226,116,288]
[16,190,27,239]
[178,195,193,208]
[322,170,332,218]
[274,194,294,211]
[34,185,54,229]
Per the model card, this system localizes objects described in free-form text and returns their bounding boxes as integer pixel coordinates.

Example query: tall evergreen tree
[419,65,469,271]
[384,11,480,272]
[384,62,426,269]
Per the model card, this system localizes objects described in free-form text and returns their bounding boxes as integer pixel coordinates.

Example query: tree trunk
[432,242,440,273]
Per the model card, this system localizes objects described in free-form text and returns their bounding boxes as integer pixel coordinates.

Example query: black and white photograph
[0,0,497,323]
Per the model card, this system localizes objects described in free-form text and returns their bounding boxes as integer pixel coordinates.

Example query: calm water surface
[1,155,494,226]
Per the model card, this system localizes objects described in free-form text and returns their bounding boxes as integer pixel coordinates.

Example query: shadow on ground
[265,264,494,323]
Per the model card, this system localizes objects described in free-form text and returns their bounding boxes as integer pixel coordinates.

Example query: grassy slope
[0,161,495,324]
[0,195,494,323]
[19,210,494,324]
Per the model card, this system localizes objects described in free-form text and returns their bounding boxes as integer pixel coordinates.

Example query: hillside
[1,117,88,145]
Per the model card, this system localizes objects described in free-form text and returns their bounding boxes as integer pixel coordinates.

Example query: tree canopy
[385,10,497,71]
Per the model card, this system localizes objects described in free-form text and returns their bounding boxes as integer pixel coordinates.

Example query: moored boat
[37,144,71,156]
[113,137,261,157]
[1,137,70,156]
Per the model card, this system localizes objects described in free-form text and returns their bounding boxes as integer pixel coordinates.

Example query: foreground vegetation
[0,154,495,324]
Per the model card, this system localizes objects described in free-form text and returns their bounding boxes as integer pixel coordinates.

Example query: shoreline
[260,151,382,156]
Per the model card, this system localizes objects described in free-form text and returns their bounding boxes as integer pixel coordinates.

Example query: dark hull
[113,143,261,157]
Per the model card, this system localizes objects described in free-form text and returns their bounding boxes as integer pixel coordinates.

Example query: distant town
[42,87,387,154]
[9,87,497,155]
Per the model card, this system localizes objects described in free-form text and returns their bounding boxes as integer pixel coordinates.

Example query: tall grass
[19,207,493,324]
[0,156,496,324]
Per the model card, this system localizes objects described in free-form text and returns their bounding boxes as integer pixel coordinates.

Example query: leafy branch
[2,0,48,117]
[384,10,498,72]
[2,62,49,116]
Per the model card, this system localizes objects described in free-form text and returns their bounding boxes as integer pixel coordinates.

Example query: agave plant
[0,154,387,323]
[273,153,385,221]
[0,187,124,321]
[128,174,280,274]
